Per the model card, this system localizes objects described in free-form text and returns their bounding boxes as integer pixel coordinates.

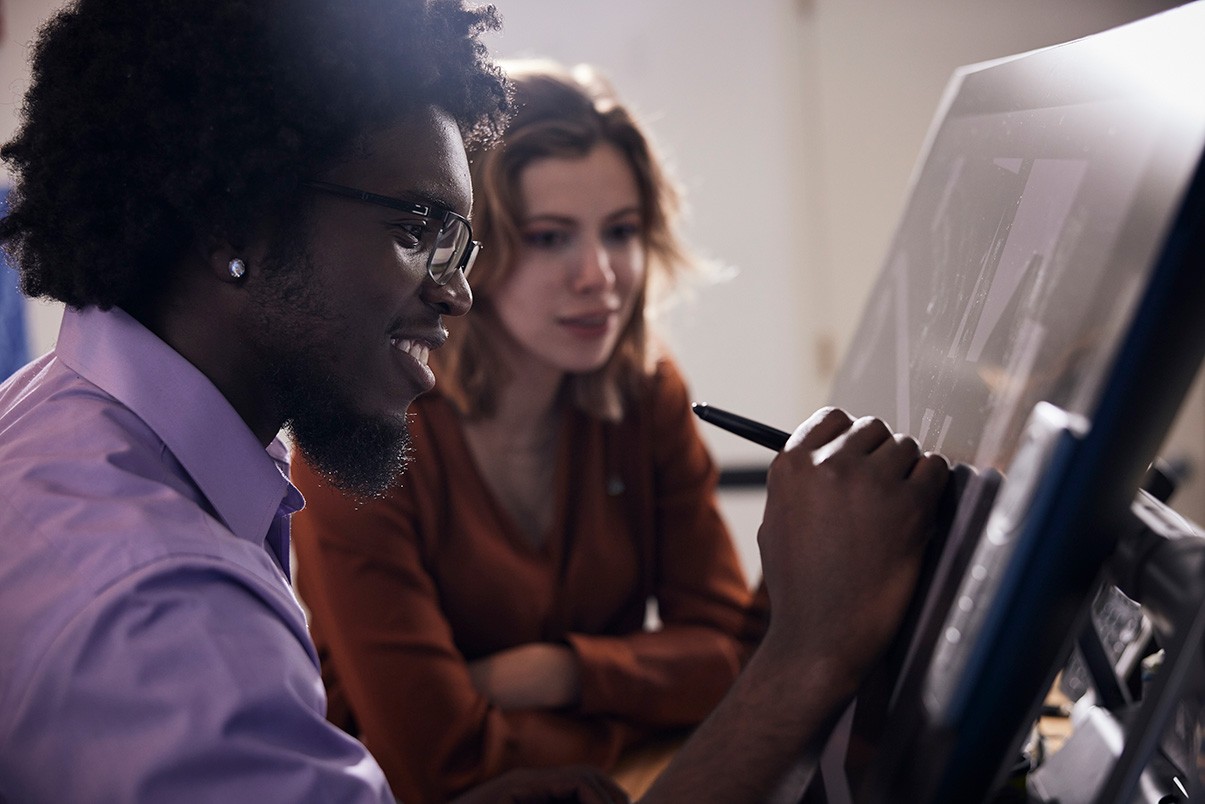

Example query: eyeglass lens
[428,218,475,284]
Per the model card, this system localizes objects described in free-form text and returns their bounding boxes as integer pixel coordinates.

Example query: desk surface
[610,735,684,799]
[604,682,1074,801]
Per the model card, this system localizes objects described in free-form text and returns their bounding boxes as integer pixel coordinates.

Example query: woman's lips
[558,311,617,338]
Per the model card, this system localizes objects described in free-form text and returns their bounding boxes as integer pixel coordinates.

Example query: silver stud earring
[228,258,246,279]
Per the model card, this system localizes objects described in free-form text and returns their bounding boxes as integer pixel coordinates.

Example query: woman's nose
[571,240,616,292]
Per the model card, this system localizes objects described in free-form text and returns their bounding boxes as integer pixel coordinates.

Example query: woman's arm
[290,455,635,804]
[565,359,756,726]
[468,642,581,709]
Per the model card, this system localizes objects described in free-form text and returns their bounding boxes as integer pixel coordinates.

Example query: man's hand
[451,766,629,804]
[468,643,582,710]
[638,408,948,804]
[758,408,949,689]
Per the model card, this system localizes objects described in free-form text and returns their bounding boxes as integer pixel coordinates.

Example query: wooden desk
[604,682,1074,800]
[610,734,686,799]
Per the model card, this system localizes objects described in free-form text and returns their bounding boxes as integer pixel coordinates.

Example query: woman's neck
[460,348,567,549]
[474,344,566,447]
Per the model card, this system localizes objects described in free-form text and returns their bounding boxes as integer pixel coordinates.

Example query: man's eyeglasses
[303,180,480,285]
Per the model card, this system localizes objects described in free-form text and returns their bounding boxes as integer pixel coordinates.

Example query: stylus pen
[692,403,791,452]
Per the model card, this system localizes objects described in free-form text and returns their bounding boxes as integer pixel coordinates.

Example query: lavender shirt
[0,306,394,803]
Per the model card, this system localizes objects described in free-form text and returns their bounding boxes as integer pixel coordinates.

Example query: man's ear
[202,240,252,286]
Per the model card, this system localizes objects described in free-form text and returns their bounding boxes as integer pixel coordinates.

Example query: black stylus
[692,403,791,452]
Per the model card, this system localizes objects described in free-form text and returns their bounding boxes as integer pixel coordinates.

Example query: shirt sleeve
[1,559,395,804]
[567,358,757,725]
[291,459,639,804]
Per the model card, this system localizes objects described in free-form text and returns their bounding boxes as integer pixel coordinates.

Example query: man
[0,0,948,802]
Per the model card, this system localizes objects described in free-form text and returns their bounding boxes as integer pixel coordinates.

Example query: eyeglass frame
[302,180,480,285]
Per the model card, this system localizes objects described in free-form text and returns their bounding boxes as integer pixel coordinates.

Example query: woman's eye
[522,229,569,249]
[605,221,642,244]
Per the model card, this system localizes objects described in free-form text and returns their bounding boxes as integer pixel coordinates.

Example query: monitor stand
[1028,489,1205,803]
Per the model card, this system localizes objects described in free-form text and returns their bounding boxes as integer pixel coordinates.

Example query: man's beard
[273,352,415,499]
[252,216,415,499]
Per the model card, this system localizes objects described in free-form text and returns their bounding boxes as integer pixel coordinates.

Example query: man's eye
[391,222,434,248]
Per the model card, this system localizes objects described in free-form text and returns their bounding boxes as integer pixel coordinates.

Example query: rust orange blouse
[290,359,754,804]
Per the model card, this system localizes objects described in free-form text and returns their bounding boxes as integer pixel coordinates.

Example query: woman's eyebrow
[521,213,577,226]
[604,205,642,220]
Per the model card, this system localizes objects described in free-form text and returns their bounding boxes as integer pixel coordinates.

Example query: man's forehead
[329,108,472,217]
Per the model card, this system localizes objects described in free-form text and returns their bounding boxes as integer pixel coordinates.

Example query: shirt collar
[55,305,299,548]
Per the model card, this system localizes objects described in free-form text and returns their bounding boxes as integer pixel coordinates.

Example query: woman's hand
[468,642,583,710]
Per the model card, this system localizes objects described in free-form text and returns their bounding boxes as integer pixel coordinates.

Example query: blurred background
[2,0,1198,583]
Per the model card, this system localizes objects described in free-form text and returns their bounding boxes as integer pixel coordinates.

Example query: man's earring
[228,258,246,280]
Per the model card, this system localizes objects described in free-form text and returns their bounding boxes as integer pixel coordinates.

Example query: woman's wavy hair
[0,0,510,312]
[435,59,703,421]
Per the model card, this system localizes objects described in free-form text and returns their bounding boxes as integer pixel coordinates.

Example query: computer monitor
[817,3,1205,801]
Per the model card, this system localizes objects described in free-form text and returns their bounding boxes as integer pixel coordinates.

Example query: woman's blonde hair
[432,59,703,421]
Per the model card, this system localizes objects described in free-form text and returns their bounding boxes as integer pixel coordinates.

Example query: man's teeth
[391,337,430,366]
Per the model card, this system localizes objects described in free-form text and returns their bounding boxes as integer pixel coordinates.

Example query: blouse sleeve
[566,359,757,726]
[290,453,638,804]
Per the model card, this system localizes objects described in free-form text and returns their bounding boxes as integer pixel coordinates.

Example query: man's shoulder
[0,364,282,590]
[0,353,190,523]
[0,360,298,694]
[1,348,159,449]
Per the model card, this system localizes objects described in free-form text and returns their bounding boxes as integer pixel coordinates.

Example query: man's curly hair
[0,0,510,311]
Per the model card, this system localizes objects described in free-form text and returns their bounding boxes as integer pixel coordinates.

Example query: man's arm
[0,557,398,804]
[640,408,949,804]
[452,765,630,804]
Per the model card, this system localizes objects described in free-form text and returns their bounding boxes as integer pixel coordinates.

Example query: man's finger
[787,406,855,451]
[909,452,952,496]
[840,416,894,454]
[871,432,923,478]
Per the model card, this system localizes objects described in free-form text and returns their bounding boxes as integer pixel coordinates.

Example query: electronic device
[813,4,1205,801]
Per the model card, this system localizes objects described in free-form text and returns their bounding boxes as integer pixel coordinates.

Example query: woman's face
[491,143,645,377]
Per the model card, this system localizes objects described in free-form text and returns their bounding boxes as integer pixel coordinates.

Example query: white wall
[3,0,1201,582]
[0,0,65,352]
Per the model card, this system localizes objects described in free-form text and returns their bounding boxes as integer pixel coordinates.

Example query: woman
[291,60,757,804]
